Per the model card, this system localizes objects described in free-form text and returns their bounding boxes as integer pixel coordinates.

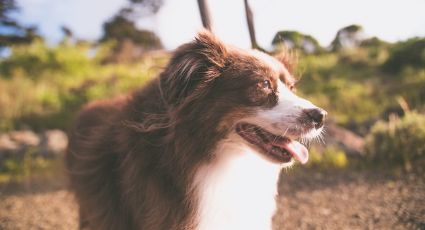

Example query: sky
[16,0,425,50]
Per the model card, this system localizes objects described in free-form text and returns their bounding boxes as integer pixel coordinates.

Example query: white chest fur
[195,136,281,230]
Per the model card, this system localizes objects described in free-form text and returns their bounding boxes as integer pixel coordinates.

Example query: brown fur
[66,31,296,230]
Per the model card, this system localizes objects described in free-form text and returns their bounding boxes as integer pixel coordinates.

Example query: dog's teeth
[270,146,281,155]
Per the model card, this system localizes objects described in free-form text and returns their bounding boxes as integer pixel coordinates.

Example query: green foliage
[331,24,364,51]
[297,51,383,125]
[365,112,425,172]
[296,38,425,129]
[101,15,162,49]
[272,30,322,54]
[0,39,92,77]
[0,152,60,183]
[127,0,164,14]
[307,146,348,169]
[0,148,52,180]
[0,0,40,47]
[382,37,425,73]
[0,40,167,131]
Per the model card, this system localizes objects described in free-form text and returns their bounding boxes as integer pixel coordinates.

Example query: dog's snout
[303,108,327,129]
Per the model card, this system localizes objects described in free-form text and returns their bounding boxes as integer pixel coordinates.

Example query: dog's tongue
[274,140,309,164]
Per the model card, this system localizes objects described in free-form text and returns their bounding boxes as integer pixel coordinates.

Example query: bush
[0,40,167,131]
[382,38,425,73]
[0,40,93,78]
[307,145,348,169]
[365,112,425,172]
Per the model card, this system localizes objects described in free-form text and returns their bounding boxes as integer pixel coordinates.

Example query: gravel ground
[275,169,425,230]
[0,178,78,230]
[0,169,424,230]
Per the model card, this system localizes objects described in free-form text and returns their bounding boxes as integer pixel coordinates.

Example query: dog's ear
[273,49,298,75]
[159,30,228,106]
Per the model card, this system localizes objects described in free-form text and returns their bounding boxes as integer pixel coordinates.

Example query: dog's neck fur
[194,133,281,230]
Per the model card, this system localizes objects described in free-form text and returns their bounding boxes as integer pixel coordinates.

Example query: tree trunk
[244,0,266,52]
[197,0,212,31]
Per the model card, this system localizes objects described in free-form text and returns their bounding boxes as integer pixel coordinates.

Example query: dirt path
[0,169,424,230]
[275,169,425,230]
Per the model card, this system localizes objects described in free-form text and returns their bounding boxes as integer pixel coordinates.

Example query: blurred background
[0,0,424,229]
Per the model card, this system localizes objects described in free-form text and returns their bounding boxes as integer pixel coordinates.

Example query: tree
[128,0,164,15]
[100,13,162,63]
[101,14,162,49]
[272,30,322,54]
[196,0,266,52]
[197,0,212,31]
[0,0,39,47]
[382,38,425,73]
[100,0,164,63]
[61,26,73,39]
[331,24,365,51]
[0,0,17,26]
[244,0,264,51]
[101,0,164,47]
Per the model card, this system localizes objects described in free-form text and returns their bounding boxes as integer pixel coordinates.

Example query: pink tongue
[275,140,309,164]
[286,141,309,164]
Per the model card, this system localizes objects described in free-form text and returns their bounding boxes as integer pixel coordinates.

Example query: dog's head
[159,30,326,166]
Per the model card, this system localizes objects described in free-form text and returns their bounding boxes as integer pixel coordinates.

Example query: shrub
[0,40,93,78]
[0,40,167,131]
[382,38,425,73]
[307,145,348,169]
[365,112,425,172]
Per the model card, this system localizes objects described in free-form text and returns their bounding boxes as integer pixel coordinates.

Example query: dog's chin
[235,122,321,166]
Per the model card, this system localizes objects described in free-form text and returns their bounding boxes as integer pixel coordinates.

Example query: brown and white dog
[66,31,326,230]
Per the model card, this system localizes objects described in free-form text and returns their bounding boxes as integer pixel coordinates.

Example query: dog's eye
[258,80,272,90]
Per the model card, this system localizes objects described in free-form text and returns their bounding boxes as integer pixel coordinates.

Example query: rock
[0,130,68,168]
[324,121,365,155]
[0,131,41,167]
[39,130,68,156]
[8,130,40,147]
[0,134,19,152]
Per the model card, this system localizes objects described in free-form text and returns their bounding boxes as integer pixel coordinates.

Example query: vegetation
[101,15,162,49]
[330,24,364,51]
[365,112,425,172]
[0,40,167,131]
[297,39,425,131]
[272,30,322,54]
[0,149,57,183]
[382,37,425,73]
[307,146,348,169]
[0,0,40,47]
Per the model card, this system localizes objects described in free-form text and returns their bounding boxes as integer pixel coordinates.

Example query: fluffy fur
[66,31,325,230]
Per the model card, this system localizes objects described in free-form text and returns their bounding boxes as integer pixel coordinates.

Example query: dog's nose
[304,108,327,129]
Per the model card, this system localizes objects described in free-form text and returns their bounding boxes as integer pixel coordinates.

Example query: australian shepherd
[66,31,326,230]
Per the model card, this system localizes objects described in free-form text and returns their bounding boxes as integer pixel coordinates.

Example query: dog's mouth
[235,122,308,164]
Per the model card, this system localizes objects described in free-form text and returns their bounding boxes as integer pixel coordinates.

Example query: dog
[66,30,326,230]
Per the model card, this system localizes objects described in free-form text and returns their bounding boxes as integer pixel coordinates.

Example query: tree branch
[244,0,266,52]
[197,0,212,31]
